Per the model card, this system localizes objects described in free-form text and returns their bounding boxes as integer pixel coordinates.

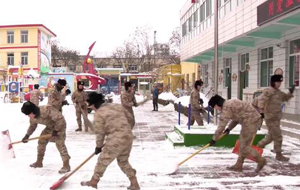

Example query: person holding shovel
[208,95,266,173]
[21,101,71,174]
[81,92,140,190]
[188,80,204,126]
[121,81,138,129]
[255,74,294,162]
[72,81,89,132]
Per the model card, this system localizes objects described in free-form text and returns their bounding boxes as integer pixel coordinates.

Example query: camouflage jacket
[121,91,137,113]
[190,89,201,112]
[30,89,43,106]
[71,90,88,107]
[94,103,133,148]
[255,87,293,119]
[26,106,66,136]
[213,99,261,141]
[47,83,63,110]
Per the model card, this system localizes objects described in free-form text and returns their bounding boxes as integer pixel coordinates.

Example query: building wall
[181,61,200,90]
[180,0,266,61]
[201,27,300,114]
[0,27,39,70]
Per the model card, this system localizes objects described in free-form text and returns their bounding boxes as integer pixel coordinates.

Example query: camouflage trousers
[189,110,204,126]
[238,120,262,161]
[258,119,283,153]
[37,126,70,161]
[93,139,136,180]
[75,105,88,130]
[126,109,136,129]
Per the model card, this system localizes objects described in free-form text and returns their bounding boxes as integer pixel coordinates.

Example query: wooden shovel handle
[64,144,106,180]
[178,133,226,166]
[11,134,52,145]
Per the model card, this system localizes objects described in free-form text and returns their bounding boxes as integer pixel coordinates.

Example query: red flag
[191,0,196,3]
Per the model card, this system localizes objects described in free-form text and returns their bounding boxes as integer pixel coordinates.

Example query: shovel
[169,133,226,175]
[50,152,95,190]
[50,143,105,190]
[232,135,263,162]
[10,134,52,146]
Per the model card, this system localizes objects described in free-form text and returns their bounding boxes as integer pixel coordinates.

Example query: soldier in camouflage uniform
[72,81,89,132]
[48,79,67,112]
[255,75,294,162]
[188,80,204,126]
[121,82,138,129]
[208,95,266,173]
[21,101,71,174]
[81,92,140,190]
[30,84,43,106]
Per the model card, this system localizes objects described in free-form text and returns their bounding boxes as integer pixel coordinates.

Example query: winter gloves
[223,128,230,135]
[22,134,30,143]
[62,100,69,106]
[199,98,204,105]
[209,139,216,146]
[289,85,295,94]
[95,147,102,155]
[52,130,59,137]
[260,113,265,119]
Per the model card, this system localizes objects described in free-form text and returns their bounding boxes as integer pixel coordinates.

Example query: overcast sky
[1,0,186,56]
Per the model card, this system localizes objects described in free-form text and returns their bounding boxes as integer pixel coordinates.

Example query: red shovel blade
[50,175,67,190]
[232,140,263,162]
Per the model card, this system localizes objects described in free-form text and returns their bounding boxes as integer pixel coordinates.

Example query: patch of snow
[159,92,177,101]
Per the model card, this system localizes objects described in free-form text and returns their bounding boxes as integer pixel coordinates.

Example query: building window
[21,52,28,65]
[289,39,300,87]
[224,58,232,87]
[200,3,206,22]
[194,9,199,28]
[113,65,122,68]
[260,47,273,87]
[203,64,208,87]
[240,53,249,88]
[188,17,193,32]
[7,53,14,65]
[186,74,190,88]
[7,31,14,44]
[21,31,28,43]
[182,22,187,37]
[128,65,138,72]
[206,0,212,17]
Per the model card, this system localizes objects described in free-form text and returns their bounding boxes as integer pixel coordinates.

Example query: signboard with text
[257,0,300,25]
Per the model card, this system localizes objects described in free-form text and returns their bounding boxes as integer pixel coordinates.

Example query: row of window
[4,30,28,44]
[6,52,28,65]
[202,39,300,88]
[182,0,246,38]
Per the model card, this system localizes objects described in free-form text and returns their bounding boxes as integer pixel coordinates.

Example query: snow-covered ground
[0,96,300,189]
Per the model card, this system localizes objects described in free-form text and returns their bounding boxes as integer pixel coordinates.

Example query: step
[280,120,300,131]
[262,122,300,139]
[165,131,185,146]
[174,124,266,147]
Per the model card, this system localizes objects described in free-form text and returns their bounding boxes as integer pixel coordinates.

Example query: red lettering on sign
[277,0,283,13]
[286,0,294,8]
[269,2,275,16]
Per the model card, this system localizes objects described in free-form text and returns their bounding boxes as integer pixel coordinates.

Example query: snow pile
[174,93,209,107]
[0,132,15,162]
[135,94,146,103]
[159,92,178,101]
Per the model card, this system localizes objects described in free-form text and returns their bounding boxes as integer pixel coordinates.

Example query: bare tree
[168,27,181,64]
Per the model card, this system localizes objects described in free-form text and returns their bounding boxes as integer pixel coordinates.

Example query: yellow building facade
[158,64,181,93]
[0,24,56,83]
[180,62,200,91]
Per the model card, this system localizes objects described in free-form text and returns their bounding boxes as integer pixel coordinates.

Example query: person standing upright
[255,74,295,161]
[30,84,43,106]
[188,80,204,126]
[72,81,89,132]
[152,84,159,111]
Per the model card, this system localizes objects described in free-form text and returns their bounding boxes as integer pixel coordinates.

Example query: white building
[180,0,300,115]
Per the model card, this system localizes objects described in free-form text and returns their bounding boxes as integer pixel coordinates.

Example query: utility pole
[214,0,219,125]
